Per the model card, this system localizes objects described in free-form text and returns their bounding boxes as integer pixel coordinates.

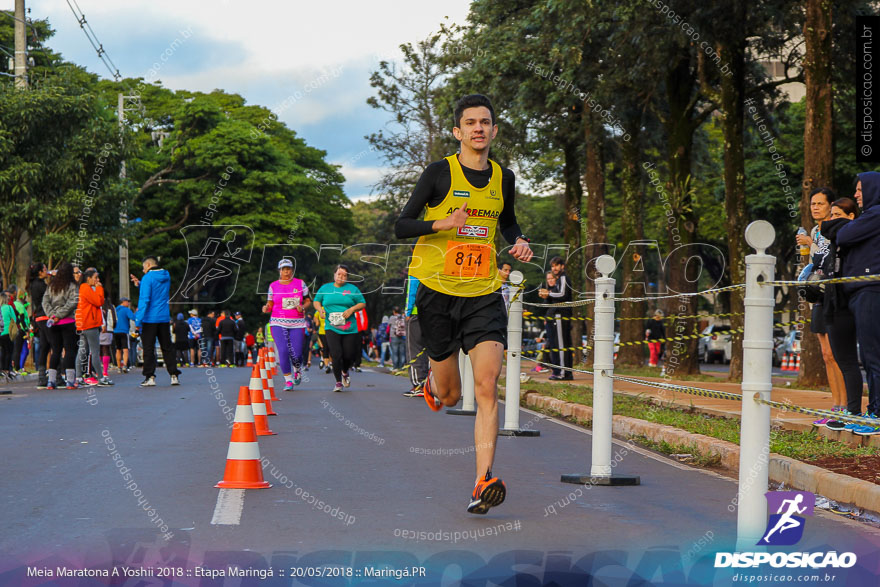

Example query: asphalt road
[1,363,878,586]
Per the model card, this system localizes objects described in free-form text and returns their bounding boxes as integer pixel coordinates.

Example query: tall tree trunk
[799,0,833,387]
[617,120,646,367]
[664,53,701,376]
[562,138,584,364]
[583,112,608,364]
[718,5,748,382]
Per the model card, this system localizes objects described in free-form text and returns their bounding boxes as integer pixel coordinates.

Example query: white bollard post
[500,272,539,436]
[737,221,776,550]
[563,255,639,485]
[447,350,477,416]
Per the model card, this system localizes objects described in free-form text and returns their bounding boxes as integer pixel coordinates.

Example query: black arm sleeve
[394,162,448,239]
[498,168,523,245]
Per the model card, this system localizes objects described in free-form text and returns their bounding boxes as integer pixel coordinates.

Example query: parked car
[698,325,733,364]
[781,330,802,355]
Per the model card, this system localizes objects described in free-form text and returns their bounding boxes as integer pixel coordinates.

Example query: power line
[65,0,120,81]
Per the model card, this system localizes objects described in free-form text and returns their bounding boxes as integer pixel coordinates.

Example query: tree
[0,66,128,289]
[798,0,834,387]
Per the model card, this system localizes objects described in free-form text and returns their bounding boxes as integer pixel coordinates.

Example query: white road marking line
[211,489,245,525]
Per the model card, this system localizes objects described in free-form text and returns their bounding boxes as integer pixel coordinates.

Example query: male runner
[395,94,532,514]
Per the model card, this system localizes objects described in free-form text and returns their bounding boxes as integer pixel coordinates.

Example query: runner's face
[455,106,497,152]
[551,263,564,276]
[334,268,348,285]
[499,265,511,279]
[854,181,863,207]
[279,267,293,280]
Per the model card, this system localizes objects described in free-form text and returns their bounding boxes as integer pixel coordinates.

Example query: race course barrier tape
[762,273,880,287]
[519,356,879,427]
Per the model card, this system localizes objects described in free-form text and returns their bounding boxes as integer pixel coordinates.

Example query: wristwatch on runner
[516,234,531,243]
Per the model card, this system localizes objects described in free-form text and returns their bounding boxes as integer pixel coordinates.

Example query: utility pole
[117,93,141,300]
[118,93,129,300]
[13,0,27,89]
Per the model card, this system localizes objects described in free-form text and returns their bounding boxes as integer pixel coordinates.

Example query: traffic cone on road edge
[247,353,254,367]
[215,386,271,489]
[260,357,281,401]
[267,347,277,377]
[781,353,791,371]
[793,353,801,372]
[249,382,276,436]
[252,364,277,416]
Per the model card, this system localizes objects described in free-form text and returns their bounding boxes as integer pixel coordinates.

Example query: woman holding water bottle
[796,187,846,424]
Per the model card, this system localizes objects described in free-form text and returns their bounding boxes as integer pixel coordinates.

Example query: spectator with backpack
[389,306,407,370]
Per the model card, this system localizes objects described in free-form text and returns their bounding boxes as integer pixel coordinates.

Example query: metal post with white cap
[562,255,639,485]
[500,271,539,436]
[736,221,776,550]
[447,350,477,416]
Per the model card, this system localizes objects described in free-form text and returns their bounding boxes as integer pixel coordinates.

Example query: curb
[522,391,880,516]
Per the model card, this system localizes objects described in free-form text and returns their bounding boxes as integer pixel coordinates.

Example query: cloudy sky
[31,0,474,200]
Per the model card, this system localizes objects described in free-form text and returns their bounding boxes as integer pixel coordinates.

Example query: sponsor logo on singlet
[453,190,470,198]
[457,225,489,238]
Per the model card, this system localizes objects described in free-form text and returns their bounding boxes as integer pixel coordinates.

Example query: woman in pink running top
[262,258,311,390]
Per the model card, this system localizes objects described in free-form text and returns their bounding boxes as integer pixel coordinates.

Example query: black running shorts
[415,287,507,361]
[113,333,129,350]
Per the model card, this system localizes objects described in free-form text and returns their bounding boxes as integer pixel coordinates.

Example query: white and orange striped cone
[793,353,801,372]
[267,347,277,377]
[781,353,791,371]
[249,377,276,435]
[215,386,271,489]
[251,364,277,416]
[246,352,254,367]
[260,356,281,401]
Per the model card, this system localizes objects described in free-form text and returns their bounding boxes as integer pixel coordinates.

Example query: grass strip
[504,378,880,461]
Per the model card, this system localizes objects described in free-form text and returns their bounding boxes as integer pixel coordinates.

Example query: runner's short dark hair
[809,187,836,205]
[142,255,159,265]
[454,94,495,128]
[549,256,565,266]
[336,264,350,273]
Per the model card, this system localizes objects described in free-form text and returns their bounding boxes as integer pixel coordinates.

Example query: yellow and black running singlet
[409,155,503,297]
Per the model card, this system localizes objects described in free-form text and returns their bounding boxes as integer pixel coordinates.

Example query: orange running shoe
[423,371,442,412]
[467,472,506,514]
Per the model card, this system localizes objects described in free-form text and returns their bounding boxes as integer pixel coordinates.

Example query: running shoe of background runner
[285,380,295,391]
[97,377,114,386]
[467,472,506,514]
[140,376,156,387]
[171,374,180,386]
[342,372,351,387]
[294,371,302,385]
[333,382,343,392]
[844,414,867,431]
[403,381,424,397]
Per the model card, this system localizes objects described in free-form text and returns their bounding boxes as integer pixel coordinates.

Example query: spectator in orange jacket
[74,267,112,386]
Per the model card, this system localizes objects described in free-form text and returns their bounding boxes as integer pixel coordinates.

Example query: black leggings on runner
[827,307,864,414]
[318,334,330,359]
[325,331,359,383]
[48,322,77,372]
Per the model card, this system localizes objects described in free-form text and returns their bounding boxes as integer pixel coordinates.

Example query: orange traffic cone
[215,386,271,489]
[251,364,276,416]
[261,356,281,401]
[247,352,254,367]
[793,353,801,372]
[781,353,791,371]
[267,347,277,377]
[249,379,276,435]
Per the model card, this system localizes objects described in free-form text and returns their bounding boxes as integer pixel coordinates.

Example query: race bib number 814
[443,241,491,279]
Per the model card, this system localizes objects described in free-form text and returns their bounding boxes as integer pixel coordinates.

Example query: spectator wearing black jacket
[218,311,237,366]
[233,311,245,366]
[820,197,865,421]
[27,263,50,387]
[822,171,880,425]
[540,256,573,380]
[201,309,216,366]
